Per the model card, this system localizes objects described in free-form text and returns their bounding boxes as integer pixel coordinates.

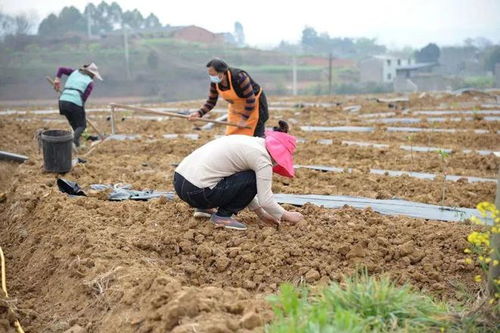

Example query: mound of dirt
[0,92,495,331]
[0,160,482,331]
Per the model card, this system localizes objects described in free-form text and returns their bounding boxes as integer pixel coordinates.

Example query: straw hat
[81,62,103,81]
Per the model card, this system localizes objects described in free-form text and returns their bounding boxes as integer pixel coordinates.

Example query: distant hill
[0,34,356,102]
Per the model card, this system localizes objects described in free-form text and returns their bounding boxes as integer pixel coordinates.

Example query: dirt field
[0,91,498,332]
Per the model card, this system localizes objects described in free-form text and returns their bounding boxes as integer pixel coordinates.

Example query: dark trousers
[254,91,269,138]
[173,171,257,217]
[59,101,86,147]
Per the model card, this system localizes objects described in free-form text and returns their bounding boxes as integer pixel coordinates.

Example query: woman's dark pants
[59,100,86,147]
[173,171,257,217]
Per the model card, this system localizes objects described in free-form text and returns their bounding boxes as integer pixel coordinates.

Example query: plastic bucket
[41,130,73,173]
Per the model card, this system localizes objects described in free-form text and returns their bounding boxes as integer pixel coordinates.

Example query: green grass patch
[266,274,453,333]
[462,76,495,89]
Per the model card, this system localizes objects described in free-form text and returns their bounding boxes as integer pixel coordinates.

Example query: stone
[239,312,262,330]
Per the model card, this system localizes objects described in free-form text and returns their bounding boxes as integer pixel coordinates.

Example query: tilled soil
[0,92,498,332]
[0,162,482,332]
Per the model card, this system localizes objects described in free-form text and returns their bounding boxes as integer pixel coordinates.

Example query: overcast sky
[2,0,499,48]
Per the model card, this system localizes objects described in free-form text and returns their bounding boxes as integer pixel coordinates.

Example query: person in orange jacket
[189,58,269,137]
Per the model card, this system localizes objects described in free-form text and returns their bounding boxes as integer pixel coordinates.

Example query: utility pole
[292,56,297,96]
[123,25,131,80]
[328,53,333,96]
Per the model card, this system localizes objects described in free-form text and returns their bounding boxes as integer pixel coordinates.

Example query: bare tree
[14,13,32,35]
[0,11,16,39]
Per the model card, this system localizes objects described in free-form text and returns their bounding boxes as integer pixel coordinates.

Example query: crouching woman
[173,122,303,230]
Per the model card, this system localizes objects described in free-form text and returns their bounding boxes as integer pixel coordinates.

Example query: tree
[1,11,35,38]
[330,37,355,57]
[144,14,161,29]
[299,26,386,58]
[355,38,386,57]
[60,6,86,34]
[109,2,124,30]
[37,1,164,37]
[464,37,493,50]
[38,13,58,36]
[482,45,500,72]
[415,43,440,63]
[83,3,97,36]
[301,26,318,50]
[14,14,32,35]
[0,11,16,39]
[122,9,144,29]
[234,21,245,47]
[94,1,114,33]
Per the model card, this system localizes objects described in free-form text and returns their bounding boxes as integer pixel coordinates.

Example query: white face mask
[209,75,222,83]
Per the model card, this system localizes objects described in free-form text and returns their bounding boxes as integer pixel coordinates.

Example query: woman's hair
[272,120,289,133]
[206,58,228,73]
[79,64,94,78]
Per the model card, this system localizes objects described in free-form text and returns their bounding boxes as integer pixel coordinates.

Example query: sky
[2,0,500,49]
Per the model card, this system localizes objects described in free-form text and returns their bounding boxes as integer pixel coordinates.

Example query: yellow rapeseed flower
[494,260,499,266]
[474,275,482,282]
[485,257,491,263]
[470,216,484,225]
[464,258,473,264]
[464,248,471,254]
[467,232,479,244]
[467,231,490,247]
[477,202,496,214]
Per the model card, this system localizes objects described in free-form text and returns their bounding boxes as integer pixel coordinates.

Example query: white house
[359,55,414,83]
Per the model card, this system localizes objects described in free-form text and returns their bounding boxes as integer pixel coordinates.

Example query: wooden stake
[110,105,116,135]
[46,76,61,93]
[86,118,106,141]
[110,103,250,129]
[82,137,109,157]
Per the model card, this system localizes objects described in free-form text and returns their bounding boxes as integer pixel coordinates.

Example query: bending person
[53,63,102,148]
[173,121,303,231]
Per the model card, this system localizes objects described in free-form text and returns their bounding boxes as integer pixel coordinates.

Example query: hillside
[0,36,355,103]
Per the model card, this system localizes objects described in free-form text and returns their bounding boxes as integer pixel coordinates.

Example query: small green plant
[437,149,450,207]
[266,273,451,333]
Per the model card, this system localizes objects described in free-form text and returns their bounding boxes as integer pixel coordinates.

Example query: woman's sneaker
[193,208,215,218]
[210,215,247,231]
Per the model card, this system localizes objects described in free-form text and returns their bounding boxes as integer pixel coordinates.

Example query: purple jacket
[56,67,94,102]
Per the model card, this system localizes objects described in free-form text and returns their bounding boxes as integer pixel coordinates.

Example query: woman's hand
[53,77,61,92]
[188,111,201,121]
[237,119,247,128]
[254,208,280,227]
[282,211,304,223]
